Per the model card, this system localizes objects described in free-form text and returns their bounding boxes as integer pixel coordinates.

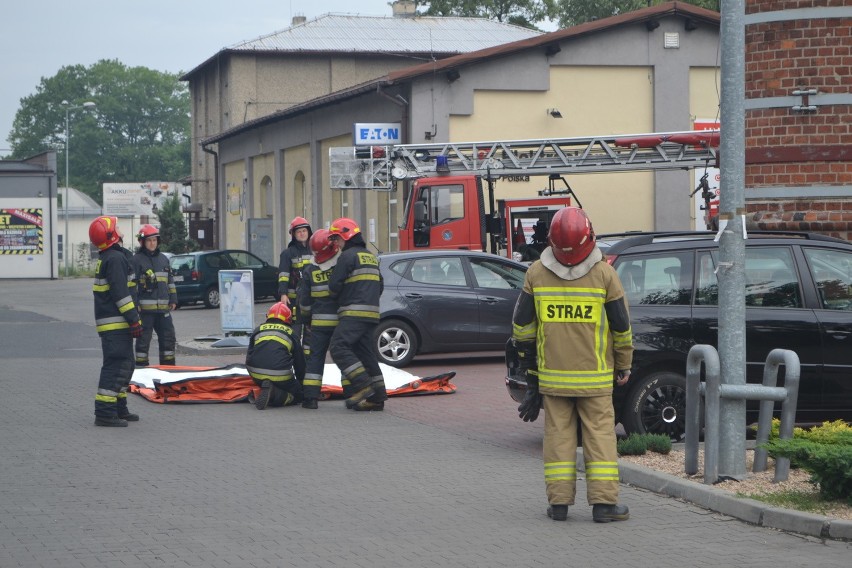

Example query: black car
[377,250,528,367]
[506,231,852,439]
[169,249,279,308]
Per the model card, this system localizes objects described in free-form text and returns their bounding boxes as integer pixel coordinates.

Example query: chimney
[291,14,306,26]
[391,0,416,18]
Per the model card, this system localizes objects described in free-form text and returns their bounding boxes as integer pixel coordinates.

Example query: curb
[176,341,246,357]
[618,459,852,541]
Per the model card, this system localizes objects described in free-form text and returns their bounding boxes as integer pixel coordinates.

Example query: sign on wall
[103,182,184,217]
[354,123,401,146]
[0,209,43,254]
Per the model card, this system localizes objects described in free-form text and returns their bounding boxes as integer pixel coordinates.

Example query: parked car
[169,250,279,308]
[506,231,852,439]
[377,250,528,367]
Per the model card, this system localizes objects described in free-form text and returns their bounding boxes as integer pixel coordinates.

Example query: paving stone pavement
[0,278,850,567]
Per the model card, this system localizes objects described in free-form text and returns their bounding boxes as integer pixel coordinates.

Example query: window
[470,258,526,290]
[228,251,263,269]
[803,248,852,311]
[616,252,693,305]
[409,257,466,286]
[696,247,801,308]
[426,184,464,225]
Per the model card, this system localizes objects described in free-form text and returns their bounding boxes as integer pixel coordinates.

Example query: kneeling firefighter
[245,302,307,410]
[511,206,634,522]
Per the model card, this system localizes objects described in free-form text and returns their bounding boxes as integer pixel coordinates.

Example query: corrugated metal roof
[228,13,542,54]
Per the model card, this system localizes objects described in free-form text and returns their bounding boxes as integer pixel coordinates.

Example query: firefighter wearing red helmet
[245,302,306,410]
[297,229,344,409]
[511,207,633,522]
[131,224,178,367]
[327,217,388,411]
[278,216,313,354]
[89,216,144,427]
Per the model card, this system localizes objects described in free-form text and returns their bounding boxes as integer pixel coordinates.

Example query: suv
[169,250,279,308]
[506,231,852,440]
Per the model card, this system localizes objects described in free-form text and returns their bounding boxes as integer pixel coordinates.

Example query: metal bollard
[685,345,720,476]
[752,349,800,482]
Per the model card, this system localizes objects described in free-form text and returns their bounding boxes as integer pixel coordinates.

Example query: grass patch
[739,489,847,517]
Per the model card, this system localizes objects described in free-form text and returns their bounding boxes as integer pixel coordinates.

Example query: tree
[156,192,197,254]
[419,1,557,29]
[7,60,190,205]
[553,0,719,27]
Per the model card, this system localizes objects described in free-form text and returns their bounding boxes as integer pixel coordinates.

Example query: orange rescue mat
[129,363,456,404]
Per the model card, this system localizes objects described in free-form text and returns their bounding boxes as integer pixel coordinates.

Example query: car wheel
[621,371,688,442]
[203,286,221,309]
[375,320,418,368]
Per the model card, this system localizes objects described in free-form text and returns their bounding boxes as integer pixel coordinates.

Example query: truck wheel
[375,320,417,368]
[621,371,688,442]
[203,286,221,309]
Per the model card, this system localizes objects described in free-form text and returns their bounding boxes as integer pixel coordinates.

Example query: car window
[388,259,410,277]
[470,258,526,290]
[227,251,264,268]
[408,257,467,286]
[696,247,801,308]
[171,256,195,273]
[615,252,693,305]
[803,247,852,311]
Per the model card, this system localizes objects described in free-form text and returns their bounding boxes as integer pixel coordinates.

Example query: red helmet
[89,216,122,250]
[548,207,596,266]
[329,217,360,241]
[266,302,292,324]
[289,216,311,235]
[310,229,339,264]
[136,224,159,243]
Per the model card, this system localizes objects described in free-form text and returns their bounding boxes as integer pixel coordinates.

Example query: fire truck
[329,130,720,260]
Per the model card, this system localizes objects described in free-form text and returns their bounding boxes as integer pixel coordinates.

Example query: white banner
[102,182,184,217]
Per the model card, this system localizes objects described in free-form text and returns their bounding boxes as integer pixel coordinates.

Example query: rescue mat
[129,363,456,404]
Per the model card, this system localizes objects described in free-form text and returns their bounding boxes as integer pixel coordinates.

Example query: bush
[762,437,852,504]
[617,434,647,456]
[645,434,673,455]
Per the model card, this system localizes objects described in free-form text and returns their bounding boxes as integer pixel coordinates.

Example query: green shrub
[645,434,673,455]
[617,434,647,456]
[762,438,852,504]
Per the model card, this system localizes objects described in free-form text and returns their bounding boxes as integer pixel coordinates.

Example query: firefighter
[278,217,313,355]
[131,224,177,367]
[327,217,388,411]
[298,229,347,409]
[511,206,633,522]
[246,302,306,410]
[89,216,144,427]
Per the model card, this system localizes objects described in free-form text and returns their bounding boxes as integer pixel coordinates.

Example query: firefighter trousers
[329,318,387,402]
[303,327,333,400]
[95,330,136,418]
[135,311,176,366]
[542,394,620,506]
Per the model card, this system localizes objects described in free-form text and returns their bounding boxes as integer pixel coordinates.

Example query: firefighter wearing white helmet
[131,224,177,367]
[511,207,633,523]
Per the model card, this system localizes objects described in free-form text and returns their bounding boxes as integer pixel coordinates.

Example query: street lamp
[62,100,96,277]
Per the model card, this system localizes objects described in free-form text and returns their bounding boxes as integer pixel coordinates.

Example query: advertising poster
[103,182,183,217]
[0,208,43,254]
[219,270,255,333]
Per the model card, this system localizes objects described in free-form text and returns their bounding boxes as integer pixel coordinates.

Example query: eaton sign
[354,123,401,146]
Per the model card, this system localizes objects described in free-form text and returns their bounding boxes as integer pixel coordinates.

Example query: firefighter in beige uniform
[511,207,633,523]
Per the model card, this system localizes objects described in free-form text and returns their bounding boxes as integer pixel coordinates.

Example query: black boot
[95,416,128,427]
[118,411,140,422]
[301,398,318,409]
[592,504,629,523]
[547,504,568,521]
[344,384,375,409]
[255,380,272,410]
[353,400,384,411]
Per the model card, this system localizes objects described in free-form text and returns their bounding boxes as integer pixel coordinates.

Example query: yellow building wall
[251,153,275,218]
[282,145,312,229]
[689,66,722,229]
[449,66,656,233]
[223,161,247,249]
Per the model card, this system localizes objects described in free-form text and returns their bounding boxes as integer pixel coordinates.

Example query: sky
[0,0,419,155]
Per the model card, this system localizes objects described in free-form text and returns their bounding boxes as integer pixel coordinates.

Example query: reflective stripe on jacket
[132,248,176,313]
[328,246,382,322]
[278,241,311,300]
[245,321,306,383]
[93,245,141,334]
[299,264,339,327]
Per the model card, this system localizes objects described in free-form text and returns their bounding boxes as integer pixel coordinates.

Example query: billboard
[0,208,43,255]
[102,182,186,217]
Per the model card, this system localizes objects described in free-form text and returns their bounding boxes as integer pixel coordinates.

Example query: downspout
[202,142,219,249]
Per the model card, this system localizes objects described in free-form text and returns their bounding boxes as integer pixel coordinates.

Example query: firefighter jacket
[132,247,177,313]
[245,319,307,384]
[93,244,141,335]
[278,240,312,302]
[512,246,633,397]
[328,239,382,322]
[299,260,340,330]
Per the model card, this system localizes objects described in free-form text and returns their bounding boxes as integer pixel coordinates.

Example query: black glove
[518,371,542,422]
[129,320,144,338]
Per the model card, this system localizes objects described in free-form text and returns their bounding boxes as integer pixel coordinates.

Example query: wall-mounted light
[547,108,563,119]
[645,19,660,32]
[446,69,461,83]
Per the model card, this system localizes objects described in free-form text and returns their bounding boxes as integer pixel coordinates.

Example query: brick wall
[743,0,852,241]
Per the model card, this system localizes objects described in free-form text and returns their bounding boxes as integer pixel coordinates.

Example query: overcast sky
[0,0,421,155]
